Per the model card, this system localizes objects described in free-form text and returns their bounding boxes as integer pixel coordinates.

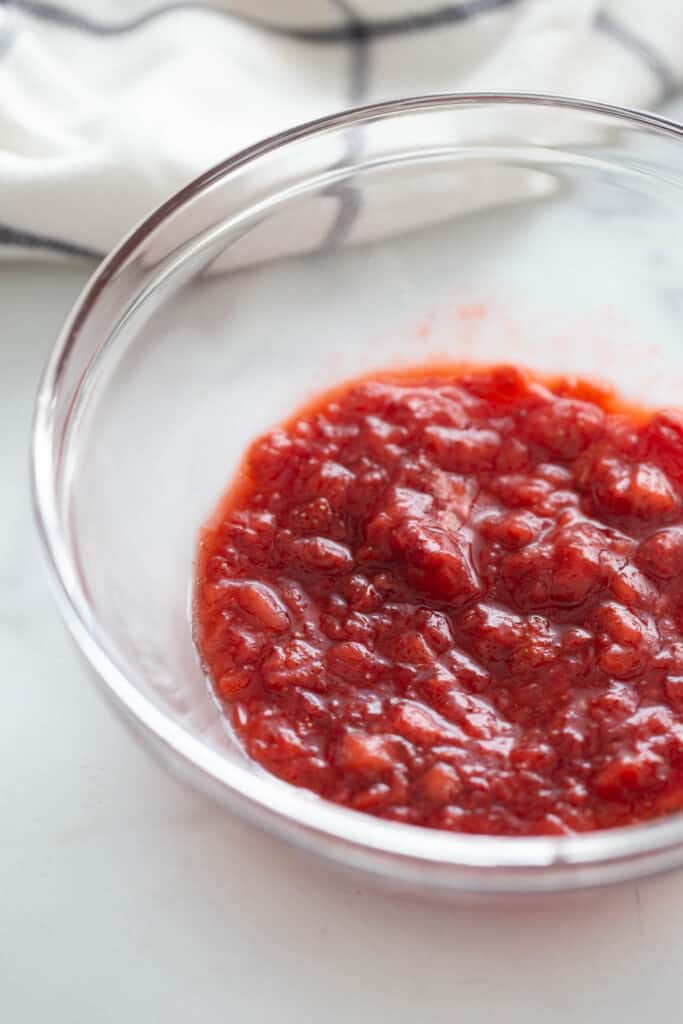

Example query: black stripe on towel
[595,10,677,98]
[0,223,103,259]
[7,0,519,42]
[334,0,370,105]
[323,1,369,247]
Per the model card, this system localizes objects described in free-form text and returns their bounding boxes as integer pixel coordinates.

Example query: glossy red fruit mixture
[195,365,683,836]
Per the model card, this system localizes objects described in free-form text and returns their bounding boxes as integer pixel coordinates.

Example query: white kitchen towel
[1,0,682,259]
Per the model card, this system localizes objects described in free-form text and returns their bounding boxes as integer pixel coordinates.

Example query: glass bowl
[32,94,683,896]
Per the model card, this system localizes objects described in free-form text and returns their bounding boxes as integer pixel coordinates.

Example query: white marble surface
[4,258,683,1022]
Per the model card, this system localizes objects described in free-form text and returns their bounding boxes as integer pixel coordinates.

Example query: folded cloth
[0,0,681,259]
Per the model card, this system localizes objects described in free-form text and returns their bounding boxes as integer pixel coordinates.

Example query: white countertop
[4,258,683,1022]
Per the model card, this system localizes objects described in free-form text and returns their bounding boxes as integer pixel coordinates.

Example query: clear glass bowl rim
[31,92,683,891]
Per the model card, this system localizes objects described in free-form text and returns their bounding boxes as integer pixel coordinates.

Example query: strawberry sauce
[195,365,683,836]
